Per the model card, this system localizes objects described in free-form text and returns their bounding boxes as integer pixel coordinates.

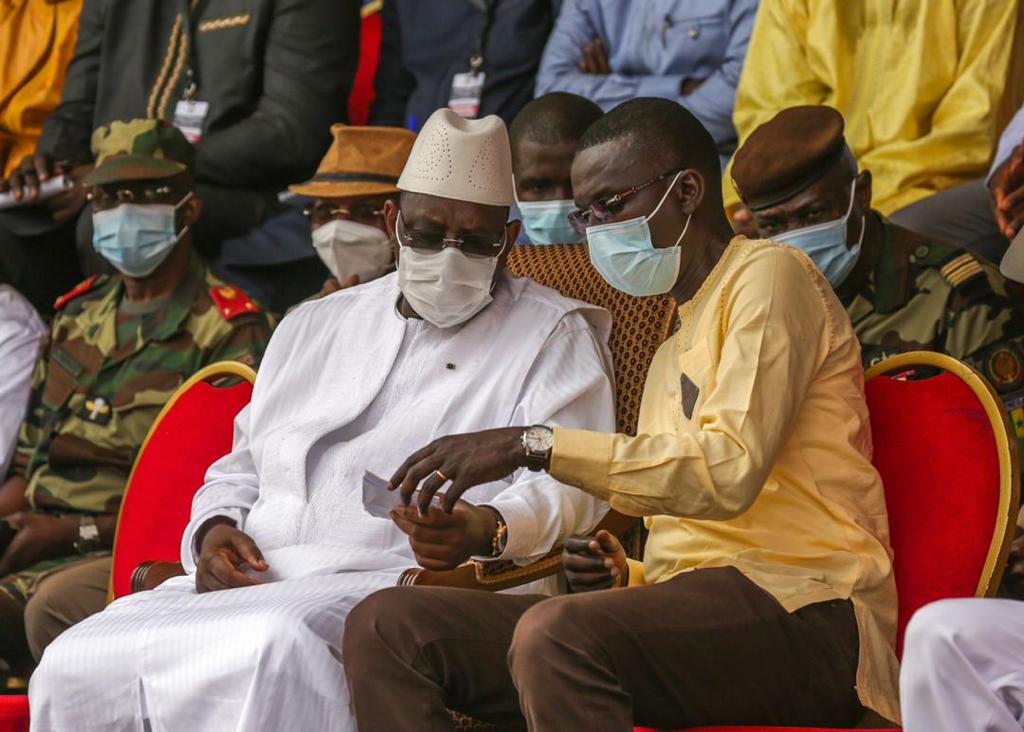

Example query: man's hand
[0,512,78,578]
[1,153,62,202]
[390,499,498,571]
[563,530,627,592]
[389,427,527,515]
[318,274,362,298]
[195,521,268,593]
[48,163,92,222]
[578,38,611,75]
[992,141,1024,240]
[0,155,91,221]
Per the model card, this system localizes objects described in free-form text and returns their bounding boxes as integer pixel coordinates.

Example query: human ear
[384,199,401,261]
[854,170,873,215]
[677,169,706,216]
[181,193,203,227]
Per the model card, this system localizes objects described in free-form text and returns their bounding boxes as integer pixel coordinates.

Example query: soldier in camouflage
[0,119,272,675]
[732,106,1024,390]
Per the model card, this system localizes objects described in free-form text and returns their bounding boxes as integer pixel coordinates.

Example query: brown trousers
[0,556,111,673]
[343,567,864,731]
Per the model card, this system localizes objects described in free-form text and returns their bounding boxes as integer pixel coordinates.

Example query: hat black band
[310,172,399,184]
[743,144,848,212]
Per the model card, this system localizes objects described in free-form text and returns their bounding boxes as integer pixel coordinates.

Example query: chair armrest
[398,510,640,592]
[130,560,186,593]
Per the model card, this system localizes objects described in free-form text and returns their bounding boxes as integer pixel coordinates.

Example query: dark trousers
[343,566,864,731]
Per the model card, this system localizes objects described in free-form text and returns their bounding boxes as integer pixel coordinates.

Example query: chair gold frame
[864,350,1020,597]
[109,361,256,603]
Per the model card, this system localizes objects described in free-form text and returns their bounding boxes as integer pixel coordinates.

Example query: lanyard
[469,0,497,74]
[179,0,201,100]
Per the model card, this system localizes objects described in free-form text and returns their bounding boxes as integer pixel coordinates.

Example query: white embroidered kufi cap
[397,108,514,207]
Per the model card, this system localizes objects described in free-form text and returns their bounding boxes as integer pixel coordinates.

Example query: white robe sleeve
[0,286,45,479]
[480,310,614,563]
[179,403,261,572]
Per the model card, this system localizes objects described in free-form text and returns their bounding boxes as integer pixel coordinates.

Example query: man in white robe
[28,109,614,732]
[900,598,1024,731]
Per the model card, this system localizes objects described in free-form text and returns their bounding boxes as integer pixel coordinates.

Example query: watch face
[525,426,553,453]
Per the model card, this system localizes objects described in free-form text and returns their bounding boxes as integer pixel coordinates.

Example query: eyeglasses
[568,167,684,234]
[302,202,385,227]
[87,184,178,210]
[396,214,506,259]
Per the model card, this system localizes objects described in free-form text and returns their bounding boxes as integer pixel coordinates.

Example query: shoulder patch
[208,285,260,321]
[53,275,102,311]
[939,252,986,289]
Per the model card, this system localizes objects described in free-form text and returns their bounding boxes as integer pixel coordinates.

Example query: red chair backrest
[865,363,1015,657]
[0,695,29,732]
[348,2,382,126]
[109,372,253,600]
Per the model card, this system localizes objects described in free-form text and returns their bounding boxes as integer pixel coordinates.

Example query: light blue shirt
[536,0,759,159]
[990,105,1024,183]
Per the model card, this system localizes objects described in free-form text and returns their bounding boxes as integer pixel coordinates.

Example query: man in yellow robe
[342,98,901,730]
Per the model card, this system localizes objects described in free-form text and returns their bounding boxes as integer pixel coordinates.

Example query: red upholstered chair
[108,361,256,601]
[0,695,29,732]
[0,363,255,732]
[637,351,1020,732]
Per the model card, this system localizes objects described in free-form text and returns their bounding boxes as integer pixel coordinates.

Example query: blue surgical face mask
[585,170,691,296]
[92,194,191,278]
[774,180,865,287]
[516,198,582,245]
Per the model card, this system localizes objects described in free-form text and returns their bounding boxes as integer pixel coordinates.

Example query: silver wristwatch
[74,515,100,555]
[521,425,554,471]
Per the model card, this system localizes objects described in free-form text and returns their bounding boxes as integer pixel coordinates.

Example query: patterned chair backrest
[507,244,677,435]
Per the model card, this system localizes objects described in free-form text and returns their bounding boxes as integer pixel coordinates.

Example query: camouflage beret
[732,106,847,212]
[83,119,195,186]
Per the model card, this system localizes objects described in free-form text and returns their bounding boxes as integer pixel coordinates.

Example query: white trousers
[901,598,1024,732]
[29,569,404,732]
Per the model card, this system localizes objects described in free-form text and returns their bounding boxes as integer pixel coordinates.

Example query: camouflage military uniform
[848,214,1024,434]
[0,254,272,608]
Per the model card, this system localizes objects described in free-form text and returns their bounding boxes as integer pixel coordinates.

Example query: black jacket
[40,0,360,194]
[371,0,558,129]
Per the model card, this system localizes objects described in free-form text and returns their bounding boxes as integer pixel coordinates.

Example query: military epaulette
[208,285,260,321]
[939,252,987,289]
[53,275,104,311]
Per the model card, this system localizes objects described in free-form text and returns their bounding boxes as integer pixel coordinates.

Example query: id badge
[449,71,486,119]
[173,100,210,143]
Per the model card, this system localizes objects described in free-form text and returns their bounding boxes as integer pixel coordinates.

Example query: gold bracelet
[491,518,508,557]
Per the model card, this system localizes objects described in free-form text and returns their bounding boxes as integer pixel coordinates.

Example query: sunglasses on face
[87,184,178,210]
[302,202,386,226]
[568,167,685,234]
[396,214,506,259]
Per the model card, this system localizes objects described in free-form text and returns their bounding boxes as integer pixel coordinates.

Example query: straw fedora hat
[397,108,514,207]
[290,124,416,199]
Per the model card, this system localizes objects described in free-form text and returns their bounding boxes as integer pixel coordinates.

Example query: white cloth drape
[30,273,615,732]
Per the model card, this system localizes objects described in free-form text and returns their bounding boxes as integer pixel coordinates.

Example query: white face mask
[311,219,393,285]
[395,219,504,328]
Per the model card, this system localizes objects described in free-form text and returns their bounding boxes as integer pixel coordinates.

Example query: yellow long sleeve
[724,0,1024,214]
